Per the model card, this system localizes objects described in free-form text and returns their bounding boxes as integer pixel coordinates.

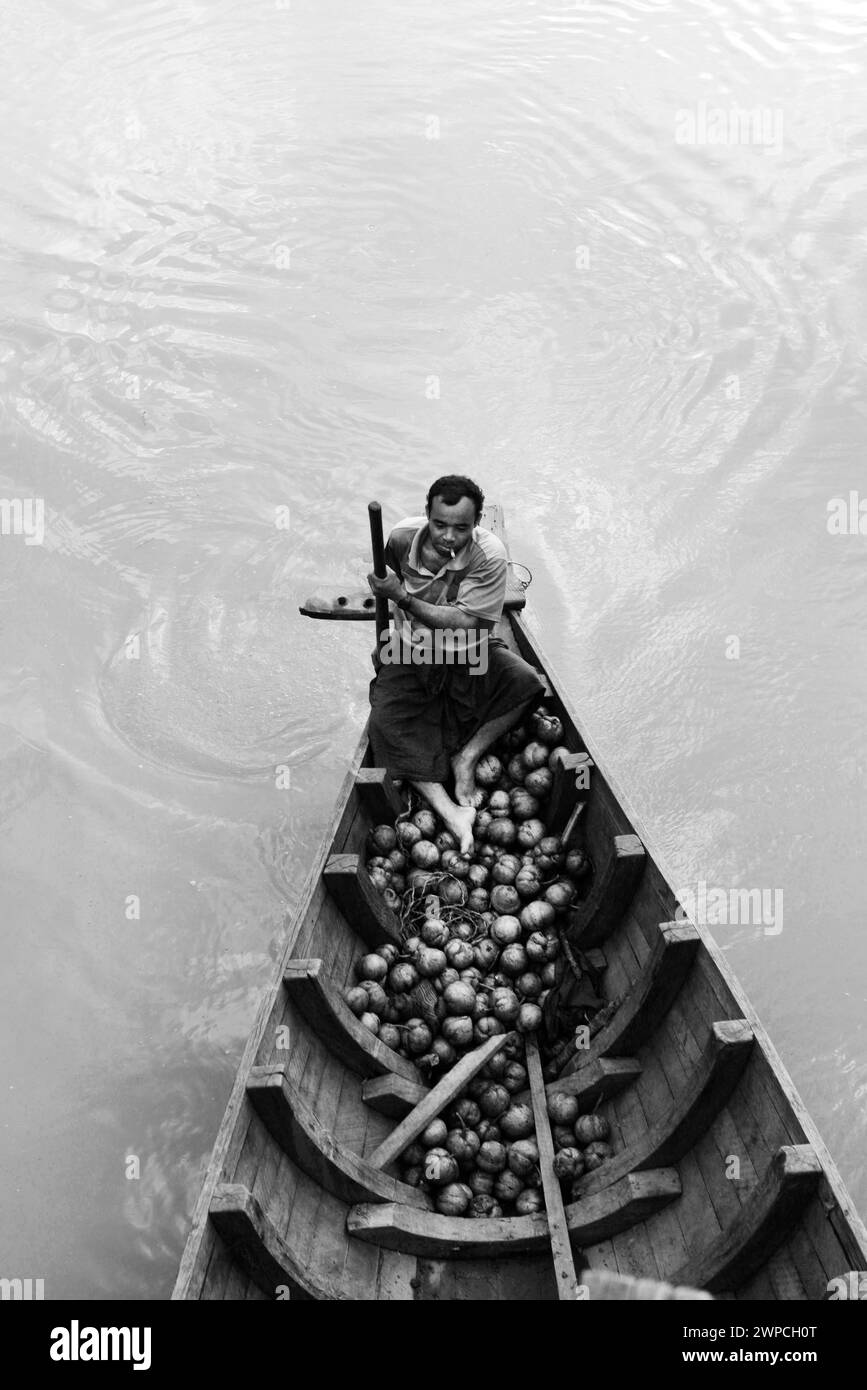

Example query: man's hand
[367,571,405,603]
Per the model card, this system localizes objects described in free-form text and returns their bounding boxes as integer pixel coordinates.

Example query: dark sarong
[369,636,546,782]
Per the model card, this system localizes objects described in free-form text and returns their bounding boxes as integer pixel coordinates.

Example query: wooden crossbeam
[362,1074,427,1119]
[558,921,699,1077]
[570,1021,754,1200]
[525,1034,581,1300]
[355,767,404,823]
[323,853,402,947]
[246,1064,432,1209]
[347,1168,681,1257]
[673,1145,822,1294]
[367,1034,509,1171]
[282,958,423,1084]
[566,834,645,949]
[209,1184,338,1300]
[513,1056,642,1110]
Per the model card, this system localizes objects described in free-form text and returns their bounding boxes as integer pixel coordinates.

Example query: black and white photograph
[1,0,865,1344]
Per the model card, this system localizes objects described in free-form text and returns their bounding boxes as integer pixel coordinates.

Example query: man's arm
[402,592,488,630]
[367,569,483,629]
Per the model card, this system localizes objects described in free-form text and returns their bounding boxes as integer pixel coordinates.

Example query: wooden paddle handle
[368,501,390,651]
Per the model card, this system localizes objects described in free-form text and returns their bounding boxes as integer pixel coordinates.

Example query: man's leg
[451,704,528,807]
[411,780,476,854]
[448,639,547,808]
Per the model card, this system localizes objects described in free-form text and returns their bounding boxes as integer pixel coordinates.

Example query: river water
[0,0,865,1299]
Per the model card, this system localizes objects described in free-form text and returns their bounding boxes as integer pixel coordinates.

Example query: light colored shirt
[384,515,508,642]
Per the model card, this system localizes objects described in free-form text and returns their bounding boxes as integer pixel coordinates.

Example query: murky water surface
[0,0,865,1296]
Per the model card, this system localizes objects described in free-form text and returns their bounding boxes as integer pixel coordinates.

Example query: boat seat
[282,958,424,1084]
[672,1145,823,1294]
[556,921,700,1077]
[246,1063,432,1209]
[208,1184,345,1301]
[347,1168,681,1258]
[570,1021,754,1200]
[323,854,403,947]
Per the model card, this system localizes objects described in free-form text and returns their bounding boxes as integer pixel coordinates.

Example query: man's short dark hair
[426,475,485,522]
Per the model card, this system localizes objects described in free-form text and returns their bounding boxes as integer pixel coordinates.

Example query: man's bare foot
[452,753,482,808]
[441,803,476,856]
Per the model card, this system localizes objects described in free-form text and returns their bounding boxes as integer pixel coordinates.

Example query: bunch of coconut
[345,927,550,1074]
[365,707,590,922]
[397,1055,547,1219]
[352,709,591,1060]
[546,1091,614,1200]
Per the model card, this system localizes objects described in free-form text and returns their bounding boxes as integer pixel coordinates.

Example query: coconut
[411,808,437,838]
[435,1182,473,1216]
[368,824,397,854]
[507,1137,539,1179]
[582,1140,612,1171]
[552,1147,584,1181]
[547,1091,580,1127]
[574,1113,611,1146]
[499,1103,535,1140]
[475,754,503,786]
[490,915,522,946]
[515,1189,544,1215]
[443,981,477,1016]
[478,1083,510,1119]
[423,1148,459,1185]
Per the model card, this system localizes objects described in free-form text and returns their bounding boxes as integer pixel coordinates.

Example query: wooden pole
[368,501,390,653]
[525,1032,582,1300]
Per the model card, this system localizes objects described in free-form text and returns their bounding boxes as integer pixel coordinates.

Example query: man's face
[427,496,477,559]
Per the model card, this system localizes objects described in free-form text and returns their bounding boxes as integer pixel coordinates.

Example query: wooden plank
[567,835,646,949]
[209,1184,342,1300]
[525,1034,581,1300]
[615,918,738,1274]
[513,1056,642,1111]
[368,1034,510,1170]
[362,1074,428,1120]
[605,960,694,1278]
[594,922,699,1057]
[559,922,699,1075]
[478,502,527,610]
[348,1168,681,1257]
[571,1021,754,1199]
[246,1063,432,1210]
[608,1072,661,1281]
[674,1145,823,1294]
[355,767,405,823]
[582,1269,712,1300]
[323,853,402,947]
[299,587,379,620]
[283,958,423,1084]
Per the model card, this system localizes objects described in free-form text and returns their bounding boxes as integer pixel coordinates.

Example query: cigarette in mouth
[449,547,455,558]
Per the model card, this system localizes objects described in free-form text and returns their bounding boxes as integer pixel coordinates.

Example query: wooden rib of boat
[173,505,867,1301]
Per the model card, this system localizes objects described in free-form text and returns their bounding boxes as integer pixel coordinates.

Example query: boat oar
[368,500,390,659]
[524,1032,582,1299]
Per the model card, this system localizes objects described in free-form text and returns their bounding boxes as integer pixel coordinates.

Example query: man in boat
[367,475,545,854]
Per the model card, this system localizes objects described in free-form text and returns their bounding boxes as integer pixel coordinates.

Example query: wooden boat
[173,505,867,1301]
